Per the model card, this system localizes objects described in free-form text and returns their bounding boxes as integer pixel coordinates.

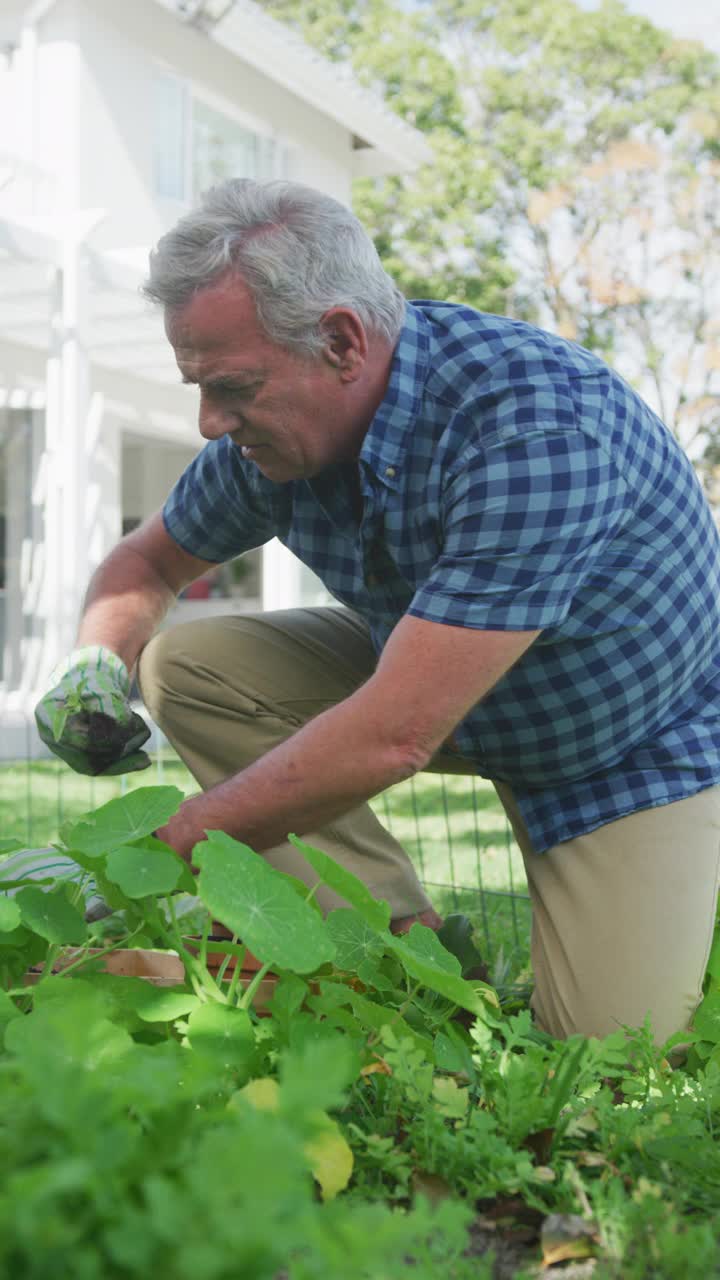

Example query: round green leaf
[16,886,88,945]
[0,894,22,933]
[62,786,185,857]
[195,831,336,974]
[187,1004,256,1079]
[121,984,200,1023]
[105,845,183,899]
[325,909,385,973]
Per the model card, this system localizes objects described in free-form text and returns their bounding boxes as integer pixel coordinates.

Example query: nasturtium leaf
[388,933,497,1017]
[0,894,22,932]
[195,831,336,974]
[105,845,183,898]
[325,909,386,973]
[0,987,22,1036]
[130,836,197,895]
[187,1003,256,1077]
[0,838,26,856]
[120,983,200,1024]
[288,833,391,932]
[0,923,30,949]
[304,1117,354,1201]
[61,786,184,857]
[356,957,395,991]
[400,923,462,976]
[15,885,88,945]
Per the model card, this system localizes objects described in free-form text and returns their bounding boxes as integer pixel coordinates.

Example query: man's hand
[35,645,152,776]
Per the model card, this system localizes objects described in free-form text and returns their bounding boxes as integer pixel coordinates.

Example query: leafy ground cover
[2,785,720,1278]
[0,757,532,983]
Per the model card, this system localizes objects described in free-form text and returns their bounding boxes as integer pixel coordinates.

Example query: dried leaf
[360,1058,392,1077]
[541,1213,598,1267]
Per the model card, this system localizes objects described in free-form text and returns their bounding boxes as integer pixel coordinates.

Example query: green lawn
[0,754,531,983]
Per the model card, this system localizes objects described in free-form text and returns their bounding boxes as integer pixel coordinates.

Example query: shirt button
[385,466,396,478]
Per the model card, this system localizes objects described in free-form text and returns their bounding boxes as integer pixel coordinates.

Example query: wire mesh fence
[1,711,531,972]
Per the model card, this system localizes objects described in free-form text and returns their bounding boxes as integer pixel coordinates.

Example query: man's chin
[251,456,303,483]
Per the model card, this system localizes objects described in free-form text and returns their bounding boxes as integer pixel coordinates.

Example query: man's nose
[198,397,237,441]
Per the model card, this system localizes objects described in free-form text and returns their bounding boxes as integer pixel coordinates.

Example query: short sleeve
[408,431,628,631]
[162,436,280,562]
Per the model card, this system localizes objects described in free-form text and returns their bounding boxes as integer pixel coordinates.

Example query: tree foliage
[262,0,720,467]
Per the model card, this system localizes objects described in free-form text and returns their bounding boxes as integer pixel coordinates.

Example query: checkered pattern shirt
[163,301,720,852]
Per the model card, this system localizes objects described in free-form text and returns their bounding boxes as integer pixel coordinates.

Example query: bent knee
[137,621,218,717]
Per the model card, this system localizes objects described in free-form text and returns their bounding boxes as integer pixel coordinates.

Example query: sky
[580,0,720,52]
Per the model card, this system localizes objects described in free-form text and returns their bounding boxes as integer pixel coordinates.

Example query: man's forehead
[164,275,260,348]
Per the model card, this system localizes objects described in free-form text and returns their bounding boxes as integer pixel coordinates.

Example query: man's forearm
[77,543,177,673]
[155,683,422,863]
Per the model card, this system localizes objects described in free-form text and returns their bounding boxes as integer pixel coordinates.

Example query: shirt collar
[359,302,431,490]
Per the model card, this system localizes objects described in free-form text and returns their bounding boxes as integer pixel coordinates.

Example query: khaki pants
[138,606,720,1043]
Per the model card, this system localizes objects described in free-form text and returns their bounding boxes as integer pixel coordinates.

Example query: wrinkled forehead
[163,274,262,354]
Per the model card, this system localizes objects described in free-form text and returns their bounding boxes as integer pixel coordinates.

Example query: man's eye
[217,385,255,398]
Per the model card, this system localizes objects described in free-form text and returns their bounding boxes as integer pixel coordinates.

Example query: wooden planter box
[24,945,278,1010]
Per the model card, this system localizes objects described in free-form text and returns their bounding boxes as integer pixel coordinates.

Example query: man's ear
[320,308,368,378]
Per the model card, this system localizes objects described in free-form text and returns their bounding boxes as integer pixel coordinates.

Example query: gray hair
[142,178,406,356]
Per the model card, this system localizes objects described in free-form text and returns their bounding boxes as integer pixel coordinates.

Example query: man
[36,178,720,1043]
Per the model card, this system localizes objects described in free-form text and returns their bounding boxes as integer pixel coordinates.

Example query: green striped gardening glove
[34,645,152,776]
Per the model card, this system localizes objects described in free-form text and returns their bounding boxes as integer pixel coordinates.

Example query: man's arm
[156,613,540,861]
[77,512,223,670]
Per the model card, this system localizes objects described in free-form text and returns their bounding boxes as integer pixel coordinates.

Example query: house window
[192,98,278,193]
[153,73,282,202]
[153,74,189,201]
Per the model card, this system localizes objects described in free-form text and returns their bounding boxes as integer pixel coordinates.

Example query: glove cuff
[48,645,131,695]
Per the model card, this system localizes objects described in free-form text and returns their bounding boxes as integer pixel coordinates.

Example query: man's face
[165,273,372,483]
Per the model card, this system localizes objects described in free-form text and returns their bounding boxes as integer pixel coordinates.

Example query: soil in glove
[35,645,152,776]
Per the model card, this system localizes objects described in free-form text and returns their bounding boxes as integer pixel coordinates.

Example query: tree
[262,0,720,470]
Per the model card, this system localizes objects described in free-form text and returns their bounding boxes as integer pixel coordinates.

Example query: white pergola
[0,210,200,696]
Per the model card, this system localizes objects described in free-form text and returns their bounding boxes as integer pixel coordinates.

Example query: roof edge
[155,0,433,173]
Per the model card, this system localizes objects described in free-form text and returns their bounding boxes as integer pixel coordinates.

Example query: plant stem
[239,961,274,1012]
[199,911,210,971]
[163,895,227,1005]
[223,938,244,1004]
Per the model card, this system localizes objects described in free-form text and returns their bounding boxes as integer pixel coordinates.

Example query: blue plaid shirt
[164,301,720,852]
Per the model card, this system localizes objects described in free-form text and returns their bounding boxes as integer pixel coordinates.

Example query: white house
[0,0,431,745]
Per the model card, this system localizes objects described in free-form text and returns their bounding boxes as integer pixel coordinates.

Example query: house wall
[0,0,360,710]
[30,0,352,253]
